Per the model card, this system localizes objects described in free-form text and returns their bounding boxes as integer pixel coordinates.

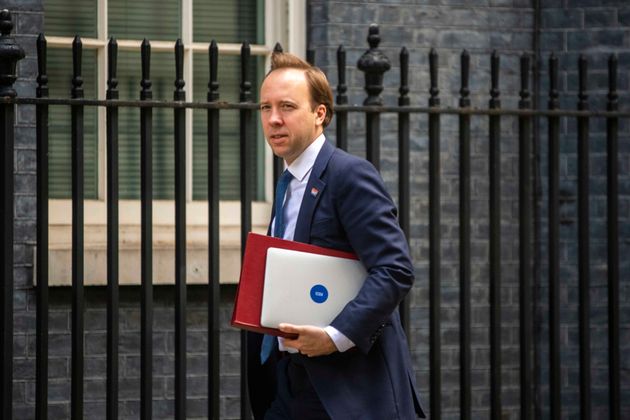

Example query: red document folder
[231,232,358,337]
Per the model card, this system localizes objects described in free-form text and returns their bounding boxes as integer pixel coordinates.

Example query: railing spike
[429,48,439,107]
[357,24,390,106]
[208,40,219,102]
[399,47,409,106]
[460,50,470,108]
[174,38,185,100]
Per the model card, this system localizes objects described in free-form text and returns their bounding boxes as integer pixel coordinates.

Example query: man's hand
[278,323,337,357]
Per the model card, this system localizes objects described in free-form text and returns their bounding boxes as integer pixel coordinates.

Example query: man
[247,52,425,420]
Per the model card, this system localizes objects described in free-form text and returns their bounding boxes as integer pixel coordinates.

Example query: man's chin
[270,146,289,159]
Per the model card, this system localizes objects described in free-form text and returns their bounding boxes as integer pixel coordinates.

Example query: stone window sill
[37,199,271,286]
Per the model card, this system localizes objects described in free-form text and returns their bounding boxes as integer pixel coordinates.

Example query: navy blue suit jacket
[248,140,425,419]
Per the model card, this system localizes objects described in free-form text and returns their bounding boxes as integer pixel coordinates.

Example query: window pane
[192,54,264,200]
[47,48,98,198]
[44,0,97,38]
[117,50,176,199]
[109,0,181,41]
[193,0,263,44]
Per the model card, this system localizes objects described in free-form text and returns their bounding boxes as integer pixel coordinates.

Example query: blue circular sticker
[310,284,328,304]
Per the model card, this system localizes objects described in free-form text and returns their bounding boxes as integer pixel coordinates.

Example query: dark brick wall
[5,0,630,419]
[8,1,44,418]
[309,1,535,418]
[5,1,244,418]
[537,2,630,419]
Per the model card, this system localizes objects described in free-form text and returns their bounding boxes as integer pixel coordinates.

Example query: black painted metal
[139,38,153,420]
[459,49,471,420]
[397,47,410,335]
[307,48,315,66]
[607,54,620,420]
[71,36,85,420]
[35,32,49,420]
[518,53,533,420]
[336,45,348,151]
[272,43,284,187]
[240,42,253,420]
[428,48,441,420]
[208,40,221,420]
[577,54,591,420]
[358,24,391,107]
[106,37,119,420]
[0,10,23,420]
[547,53,561,420]
[488,50,502,420]
[358,25,389,170]
[1,20,627,419]
[174,38,188,420]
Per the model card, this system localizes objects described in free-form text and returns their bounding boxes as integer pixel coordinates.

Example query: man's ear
[315,104,327,126]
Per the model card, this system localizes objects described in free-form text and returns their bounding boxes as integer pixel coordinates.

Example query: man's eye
[260,105,271,111]
[281,104,295,110]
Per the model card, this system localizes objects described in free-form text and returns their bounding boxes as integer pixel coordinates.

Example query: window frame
[43,0,307,286]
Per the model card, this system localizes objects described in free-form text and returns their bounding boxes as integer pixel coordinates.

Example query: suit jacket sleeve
[328,157,414,354]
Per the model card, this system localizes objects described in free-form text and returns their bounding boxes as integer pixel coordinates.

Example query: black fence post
[336,45,348,151]
[428,47,441,420]
[207,39,221,420]
[518,53,533,420]
[173,38,187,420]
[139,39,153,420]
[306,48,315,66]
[272,42,283,188]
[547,53,561,420]
[70,35,85,420]
[105,37,119,420]
[240,41,253,420]
[488,50,502,420]
[577,54,591,420]
[397,47,410,335]
[606,53,620,420]
[458,49,471,420]
[358,24,390,171]
[35,32,49,420]
[0,9,24,420]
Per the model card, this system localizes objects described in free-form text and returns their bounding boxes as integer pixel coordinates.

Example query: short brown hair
[266,52,334,128]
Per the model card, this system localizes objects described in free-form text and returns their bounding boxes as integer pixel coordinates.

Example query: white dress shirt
[272,134,356,353]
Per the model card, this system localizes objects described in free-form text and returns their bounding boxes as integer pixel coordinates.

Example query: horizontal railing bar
[8,97,261,109]
[6,97,630,117]
[45,36,270,55]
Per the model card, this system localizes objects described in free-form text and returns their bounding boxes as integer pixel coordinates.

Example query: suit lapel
[294,140,335,243]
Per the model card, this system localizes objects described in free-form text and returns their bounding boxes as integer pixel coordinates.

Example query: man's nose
[268,107,282,125]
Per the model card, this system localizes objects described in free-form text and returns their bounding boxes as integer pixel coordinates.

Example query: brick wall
[537,2,630,419]
[309,1,534,418]
[5,0,630,419]
[5,1,243,418]
[8,0,44,418]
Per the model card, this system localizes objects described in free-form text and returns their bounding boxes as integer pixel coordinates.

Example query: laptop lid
[260,247,367,328]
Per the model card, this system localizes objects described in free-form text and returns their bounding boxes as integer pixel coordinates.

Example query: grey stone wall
[536,2,630,419]
[8,0,44,418]
[5,2,243,418]
[5,0,630,419]
[309,1,534,419]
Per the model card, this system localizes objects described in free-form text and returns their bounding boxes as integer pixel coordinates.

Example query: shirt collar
[286,134,326,182]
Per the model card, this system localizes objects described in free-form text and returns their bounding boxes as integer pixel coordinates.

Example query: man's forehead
[261,68,308,92]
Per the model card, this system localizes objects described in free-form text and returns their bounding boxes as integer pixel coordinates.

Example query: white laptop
[260,247,367,328]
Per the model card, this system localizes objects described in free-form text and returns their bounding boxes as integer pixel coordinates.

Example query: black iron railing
[0,9,625,420]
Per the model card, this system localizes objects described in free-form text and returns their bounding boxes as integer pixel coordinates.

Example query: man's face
[260,68,326,165]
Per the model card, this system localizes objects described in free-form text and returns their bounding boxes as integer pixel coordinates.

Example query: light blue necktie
[260,169,293,363]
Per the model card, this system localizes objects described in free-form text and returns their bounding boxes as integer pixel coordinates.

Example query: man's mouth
[270,134,287,141]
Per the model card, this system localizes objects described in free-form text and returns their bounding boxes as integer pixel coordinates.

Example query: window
[42,0,306,285]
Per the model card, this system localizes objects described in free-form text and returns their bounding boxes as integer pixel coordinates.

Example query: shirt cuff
[324,326,356,352]
[277,336,298,353]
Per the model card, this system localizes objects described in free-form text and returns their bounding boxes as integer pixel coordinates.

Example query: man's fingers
[278,323,302,334]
